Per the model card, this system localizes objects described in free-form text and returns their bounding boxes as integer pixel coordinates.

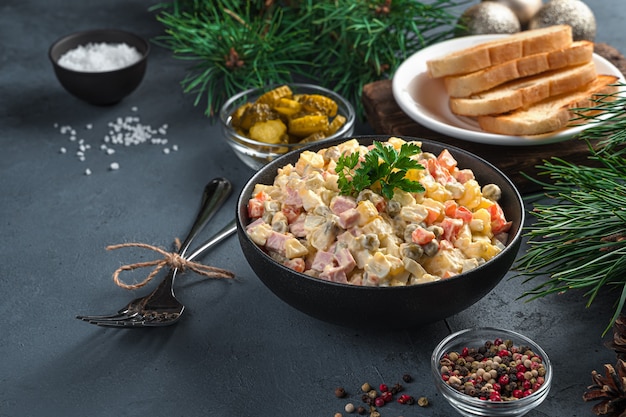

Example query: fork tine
[76,311,133,321]
[89,316,150,327]
[78,311,140,324]
[87,310,183,327]
[84,315,141,326]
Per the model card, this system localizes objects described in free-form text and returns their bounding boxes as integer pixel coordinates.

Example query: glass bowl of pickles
[220,83,355,170]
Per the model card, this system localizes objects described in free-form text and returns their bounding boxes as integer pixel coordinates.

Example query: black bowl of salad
[236,135,524,329]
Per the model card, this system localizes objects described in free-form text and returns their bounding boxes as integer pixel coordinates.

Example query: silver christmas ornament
[529,0,596,41]
[481,0,543,28]
[456,2,521,36]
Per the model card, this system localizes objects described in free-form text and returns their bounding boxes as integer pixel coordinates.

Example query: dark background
[2,1,624,416]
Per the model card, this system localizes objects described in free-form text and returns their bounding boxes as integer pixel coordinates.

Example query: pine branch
[154,2,314,116]
[515,86,626,334]
[152,0,464,118]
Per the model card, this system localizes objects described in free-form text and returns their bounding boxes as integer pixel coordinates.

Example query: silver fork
[76,177,233,327]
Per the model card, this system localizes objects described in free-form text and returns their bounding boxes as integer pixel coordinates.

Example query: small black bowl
[49,29,149,105]
[236,135,525,329]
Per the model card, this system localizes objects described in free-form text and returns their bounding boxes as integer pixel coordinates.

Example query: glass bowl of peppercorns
[431,327,552,417]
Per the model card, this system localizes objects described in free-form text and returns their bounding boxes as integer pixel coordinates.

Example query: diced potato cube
[284,238,308,259]
[295,150,325,175]
[356,200,379,226]
[457,179,482,209]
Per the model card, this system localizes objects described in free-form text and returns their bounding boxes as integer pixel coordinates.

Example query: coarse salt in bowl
[220,83,355,170]
[431,327,552,417]
[49,29,149,105]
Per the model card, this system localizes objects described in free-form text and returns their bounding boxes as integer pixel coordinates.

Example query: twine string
[106,242,235,290]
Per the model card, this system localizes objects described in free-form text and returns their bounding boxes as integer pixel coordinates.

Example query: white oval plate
[392,34,625,146]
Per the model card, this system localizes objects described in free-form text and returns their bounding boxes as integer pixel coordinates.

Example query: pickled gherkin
[274,98,301,117]
[249,119,287,144]
[289,115,329,137]
[237,103,278,131]
[256,85,293,107]
[229,85,347,146]
[296,94,338,117]
[327,114,347,135]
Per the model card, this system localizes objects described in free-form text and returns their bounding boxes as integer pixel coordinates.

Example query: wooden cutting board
[361,43,626,195]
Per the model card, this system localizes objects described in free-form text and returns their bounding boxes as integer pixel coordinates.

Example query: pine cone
[583,360,626,416]
[606,315,626,360]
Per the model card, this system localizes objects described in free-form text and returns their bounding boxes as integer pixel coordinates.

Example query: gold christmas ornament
[529,0,596,41]
[481,0,543,28]
[456,2,521,36]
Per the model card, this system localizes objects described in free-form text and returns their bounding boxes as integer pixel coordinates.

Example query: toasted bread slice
[450,60,597,117]
[444,41,594,98]
[477,74,619,136]
[427,25,573,78]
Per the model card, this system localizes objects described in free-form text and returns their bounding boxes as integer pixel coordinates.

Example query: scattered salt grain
[85,168,92,176]
[57,42,142,73]
[54,107,178,175]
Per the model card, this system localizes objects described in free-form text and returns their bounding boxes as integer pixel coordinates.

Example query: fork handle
[177,177,232,257]
[186,218,237,262]
[138,179,232,308]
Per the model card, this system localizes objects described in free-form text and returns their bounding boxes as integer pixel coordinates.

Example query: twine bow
[106,241,234,290]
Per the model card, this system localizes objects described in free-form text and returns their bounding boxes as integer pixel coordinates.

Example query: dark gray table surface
[3,1,625,416]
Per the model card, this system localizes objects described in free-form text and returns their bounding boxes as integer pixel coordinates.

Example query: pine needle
[515,84,626,335]
[151,0,465,118]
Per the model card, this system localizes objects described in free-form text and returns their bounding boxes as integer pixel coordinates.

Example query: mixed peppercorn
[333,373,429,417]
[439,337,547,401]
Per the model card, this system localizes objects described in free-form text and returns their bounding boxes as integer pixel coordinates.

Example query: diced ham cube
[283,187,303,207]
[338,208,360,229]
[311,250,335,272]
[330,195,357,215]
[319,266,348,283]
[289,214,307,237]
[334,247,356,272]
[265,231,290,256]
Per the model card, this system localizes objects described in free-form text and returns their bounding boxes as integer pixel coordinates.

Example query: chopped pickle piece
[297,94,338,117]
[289,115,329,137]
[300,131,327,143]
[274,98,302,117]
[230,103,251,129]
[239,103,278,131]
[249,119,287,144]
[256,85,293,107]
[326,114,347,135]
[229,85,345,146]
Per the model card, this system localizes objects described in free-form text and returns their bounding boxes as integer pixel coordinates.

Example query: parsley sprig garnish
[335,141,425,199]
